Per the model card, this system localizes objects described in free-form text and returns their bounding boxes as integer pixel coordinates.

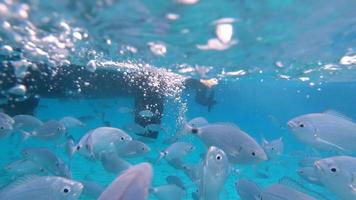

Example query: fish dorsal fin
[214,122,241,129]
[324,110,354,122]
[1,175,39,192]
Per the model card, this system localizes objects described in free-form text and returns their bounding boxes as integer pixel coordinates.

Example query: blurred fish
[314,156,356,199]
[123,123,146,134]
[80,179,105,199]
[0,112,14,138]
[8,84,27,96]
[197,146,230,200]
[236,179,262,200]
[116,140,150,157]
[0,176,83,200]
[288,111,356,152]
[98,162,152,200]
[145,124,163,132]
[100,152,131,174]
[13,115,43,132]
[261,137,284,159]
[165,176,185,190]
[139,110,154,118]
[22,147,72,178]
[118,106,133,114]
[179,117,208,135]
[22,120,66,141]
[151,184,186,200]
[77,115,95,122]
[188,123,267,164]
[59,116,85,129]
[297,167,322,185]
[262,184,316,200]
[4,159,48,178]
[71,127,132,160]
[157,142,195,167]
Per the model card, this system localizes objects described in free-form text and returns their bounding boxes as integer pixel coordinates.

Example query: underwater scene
[0,0,356,199]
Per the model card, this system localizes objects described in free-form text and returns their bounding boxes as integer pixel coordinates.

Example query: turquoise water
[0,0,356,199]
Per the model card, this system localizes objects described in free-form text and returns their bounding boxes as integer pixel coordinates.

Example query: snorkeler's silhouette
[0,55,216,138]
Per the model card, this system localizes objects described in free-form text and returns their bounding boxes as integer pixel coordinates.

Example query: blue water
[1,0,356,199]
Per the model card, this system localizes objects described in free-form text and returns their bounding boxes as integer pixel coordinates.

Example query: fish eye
[299,123,304,128]
[251,152,256,156]
[120,137,125,140]
[57,127,61,131]
[0,126,4,130]
[191,128,198,134]
[216,154,222,160]
[62,187,70,194]
[330,167,337,173]
[141,147,145,151]
[76,146,81,150]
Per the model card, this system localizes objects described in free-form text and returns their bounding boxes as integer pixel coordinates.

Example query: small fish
[0,113,14,138]
[198,146,230,200]
[236,179,262,200]
[157,142,195,167]
[100,152,131,174]
[4,159,47,178]
[59,116,85,129]
[116,140,151,157]
[151,184,186,200]
[297,167,322,185]
[98,162,153,200]
[23,120,66,141]
[261,137,284,159]
[123,123,146,134]
[72,127,132,160]
[188,123,267,164]
[179,117,208,135]
[80,179,105,199]
[165,176,185,190]
[139,110,154,118]
[0,176,83,200]
[314,156,356,200]
[13,115,43,132]
[288,111,356,152]
[145,124,163,132]
[8,84,27,96]
[22,147,72,178]
[118,106,133,114]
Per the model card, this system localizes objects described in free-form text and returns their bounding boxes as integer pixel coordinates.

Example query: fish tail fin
[20,130,32,142]
[156,151,165,164]
[65,135,77,158]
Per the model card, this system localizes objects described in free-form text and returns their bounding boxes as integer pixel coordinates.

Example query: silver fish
[0,176,83,200]
[73,127,132,160]
[98,162,152,200]
[261,184,316,200]
[13,115,43,132]
[100,152,131,174]
[314,156,356,200]
[157,142,194,166]
[288,111,356,152]
[297,167,322,185]
[116,140,150,157]
[22,147,71,178]
[4,159,48,178]
[59,116,84,129]
[165,176,185,190]
[198,146,230,200]
[151,184,186,200]
[190,123,267,164]
[25,120,66,140]
[236,179,262,200]
[261,137,284,159]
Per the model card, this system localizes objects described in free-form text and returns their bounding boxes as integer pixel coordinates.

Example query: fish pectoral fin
[349,184,356,193]
[315,137,347,152]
